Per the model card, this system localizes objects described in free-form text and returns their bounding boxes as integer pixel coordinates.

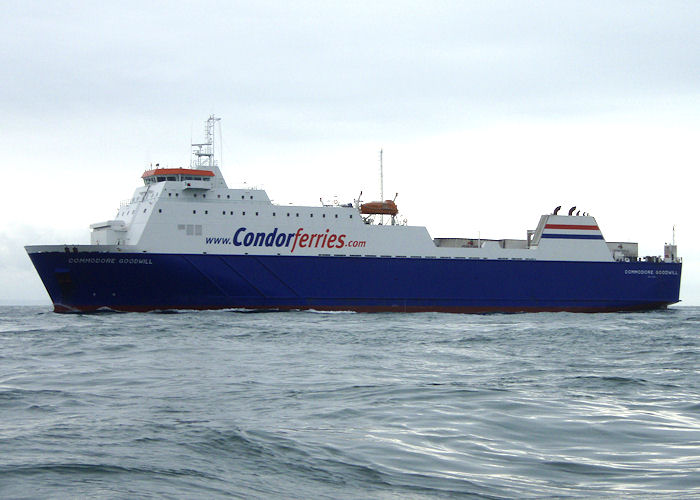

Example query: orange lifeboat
[360,200,398,216]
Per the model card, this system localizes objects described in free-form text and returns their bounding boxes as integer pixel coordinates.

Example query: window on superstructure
[229,211,233,215]
[176,193,179,197]
[193,210,196,214]
[167,176,176,181]
[159,209,162,213]
[203,194,206,198]
[296,213,299,217]
[310,214,314,218]
[250,196,253,199]
[335,214,338,218]
[242,211,246,216]
[227,195,230,199]
[222,210,226,215]
[323,214,326,218]
[194,194,197,198]
[205,210,208,214]
[350,215,353,218]
[241,196,244,199]
[255,212,259,216]
[272,212,276,216]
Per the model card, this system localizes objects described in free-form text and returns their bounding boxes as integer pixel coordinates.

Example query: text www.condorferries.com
[205,227,366,252]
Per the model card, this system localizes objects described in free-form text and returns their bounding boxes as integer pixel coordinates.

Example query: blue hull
[27,251,682,313]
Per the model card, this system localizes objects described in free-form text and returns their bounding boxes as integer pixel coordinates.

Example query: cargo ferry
[26,116,682,313]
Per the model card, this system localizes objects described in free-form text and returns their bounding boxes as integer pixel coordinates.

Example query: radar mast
[190,115,228,188]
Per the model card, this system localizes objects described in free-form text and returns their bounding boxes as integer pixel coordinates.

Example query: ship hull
[27,251,682,313]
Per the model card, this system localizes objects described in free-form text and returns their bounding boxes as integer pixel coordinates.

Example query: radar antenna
[191,115,221,169]
[189,115,228,188]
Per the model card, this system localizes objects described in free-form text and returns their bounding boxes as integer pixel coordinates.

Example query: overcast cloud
[4,1,698,132]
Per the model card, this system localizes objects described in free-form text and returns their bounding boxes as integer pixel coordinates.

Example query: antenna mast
[379,149,384,225]
[191,115,221,169]
[189,114,228,188]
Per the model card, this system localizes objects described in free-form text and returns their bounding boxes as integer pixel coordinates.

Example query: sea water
[1,306,699,498]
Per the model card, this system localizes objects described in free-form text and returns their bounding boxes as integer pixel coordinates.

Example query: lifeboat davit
[360,200,398,216]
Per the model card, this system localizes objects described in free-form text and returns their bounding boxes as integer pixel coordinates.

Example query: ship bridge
[142,168,215,184]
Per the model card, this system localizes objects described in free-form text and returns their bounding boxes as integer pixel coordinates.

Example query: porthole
[241,195,244,199]
[287,213,290,217]
[255,212,259,216]
[350,215,353,218]
[158,209,162,213]
[193,210,196,214]
[227,195,230,199]
[242,211,246,216]
[217,195,221,198]
[205,210,208,214]
[222,210,226,215]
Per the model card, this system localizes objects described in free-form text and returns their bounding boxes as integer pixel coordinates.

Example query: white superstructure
[80,116,665,264]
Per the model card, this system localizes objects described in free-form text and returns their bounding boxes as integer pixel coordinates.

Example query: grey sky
[4,1,698,131]
[1,1,699,304]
